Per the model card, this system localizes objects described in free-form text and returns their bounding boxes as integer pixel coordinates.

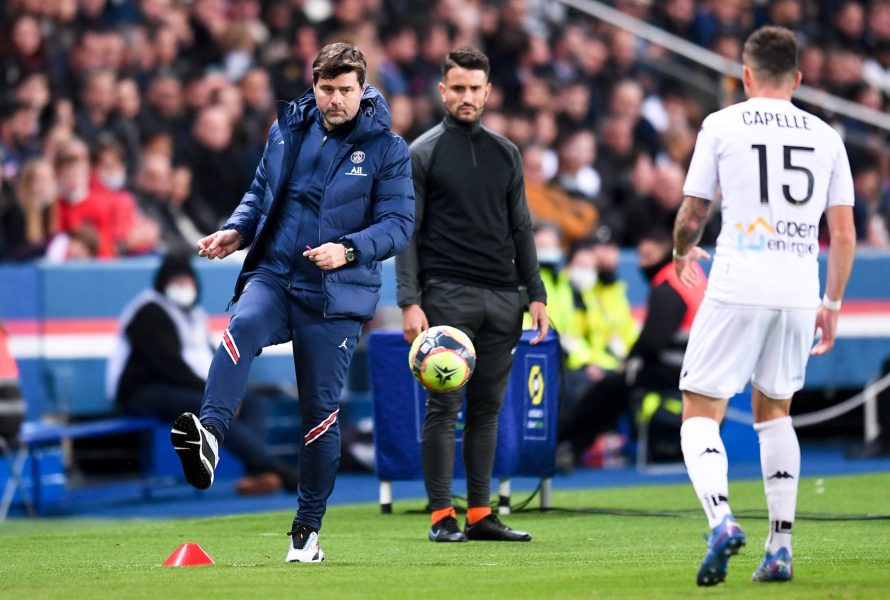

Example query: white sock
[681,417,732,529]
[755,416,799,555]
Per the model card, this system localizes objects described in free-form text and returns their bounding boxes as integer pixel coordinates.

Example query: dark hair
[91,133,126,164]
[0,100,32,121]
[637,228,673,247]
[567,237,599,263]
[154,252,199,296]
[442,47,490,79]
[743,26,798,82]
[312,43,367,86]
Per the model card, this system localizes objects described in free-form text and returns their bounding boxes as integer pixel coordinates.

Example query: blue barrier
[1,250,888,420]
[369,330,560,482]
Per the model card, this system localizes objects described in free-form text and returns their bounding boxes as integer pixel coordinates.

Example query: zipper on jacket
[466,132,477,167]
[318,137,351,319]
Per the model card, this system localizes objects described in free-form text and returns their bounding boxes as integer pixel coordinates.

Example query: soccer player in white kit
[672,26,856,586]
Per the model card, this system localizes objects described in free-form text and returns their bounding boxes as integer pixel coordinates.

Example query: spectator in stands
[0,157,57,260]
[169,163,218,237]
[555,129,600,202]
[824,47,866,99]
[608,79,660,158]
[556,82,595,138]
[45,224,101,262]
[596,114,637,212]
[184,105,249,224]
[133,153,215,252]
[557,229,706,470]
[55,137,157,258]
[0,101,42,181]
[152,26,192,81]
[658,0,698,41]
[623,161,698,247]
[851,158,890,247]
[378,24,419,96]
[74,70,140,170]
[388,94,421,140]
[142,74,190,154]
[832,1,868,54]
[1,14,49,102]
[268,25,315,101]
[603,28,644,86]
[691,0,748,51]
[524,145,598,246]
[107,252,300,495]
[239,67,276,148]
[1,0,889,260]
[539,233,638,409]
[14,73,52,124]
[799,44,827,90]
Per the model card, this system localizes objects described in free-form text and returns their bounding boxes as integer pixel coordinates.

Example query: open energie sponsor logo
[736,217,818,256]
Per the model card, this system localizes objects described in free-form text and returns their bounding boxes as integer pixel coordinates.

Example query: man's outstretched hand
[197,230,242,260]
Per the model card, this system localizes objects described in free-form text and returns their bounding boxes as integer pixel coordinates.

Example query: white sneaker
[285,524,325,563]
[171,412,219,489]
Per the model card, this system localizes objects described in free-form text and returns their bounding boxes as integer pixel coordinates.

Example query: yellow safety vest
[525,269,638,371]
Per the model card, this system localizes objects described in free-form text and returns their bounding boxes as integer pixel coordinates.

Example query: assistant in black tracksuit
[396,113,546,514]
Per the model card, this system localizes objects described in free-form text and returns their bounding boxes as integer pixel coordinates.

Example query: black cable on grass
[401,487,890,521]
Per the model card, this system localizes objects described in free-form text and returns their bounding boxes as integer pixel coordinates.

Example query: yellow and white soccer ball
[408,325,476,393]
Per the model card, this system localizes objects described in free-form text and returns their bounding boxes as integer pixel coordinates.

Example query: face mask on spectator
[536,246,563,266]
[100,170,127,190]
[165,283,197,308]
[568,266,598,292]
[61,186,88,205]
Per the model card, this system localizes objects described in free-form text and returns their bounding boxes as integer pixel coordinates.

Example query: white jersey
[683,97,854,309]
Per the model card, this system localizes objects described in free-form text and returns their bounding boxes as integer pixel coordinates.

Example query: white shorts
[679,298,817,400]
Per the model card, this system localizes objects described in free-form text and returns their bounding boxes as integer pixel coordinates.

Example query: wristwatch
[343,241,357,264]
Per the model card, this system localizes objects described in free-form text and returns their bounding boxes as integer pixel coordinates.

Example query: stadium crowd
[2,0,890,262]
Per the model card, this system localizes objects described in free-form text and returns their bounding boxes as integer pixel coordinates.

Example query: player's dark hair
[442,47,490,80]
[743,26,798,83]
[312,43,367,86]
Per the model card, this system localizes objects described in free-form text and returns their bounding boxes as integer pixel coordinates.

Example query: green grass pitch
[2,473,888,599]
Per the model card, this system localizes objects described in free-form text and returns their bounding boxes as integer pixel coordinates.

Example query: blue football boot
[752,547,793,582]
[696,514,747,586]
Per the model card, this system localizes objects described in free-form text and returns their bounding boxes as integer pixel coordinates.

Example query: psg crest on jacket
[408,325,477,393]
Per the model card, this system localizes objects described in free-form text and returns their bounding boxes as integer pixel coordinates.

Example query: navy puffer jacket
[223,85,415,320]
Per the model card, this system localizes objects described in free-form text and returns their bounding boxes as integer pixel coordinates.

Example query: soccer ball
[408,325,476,393]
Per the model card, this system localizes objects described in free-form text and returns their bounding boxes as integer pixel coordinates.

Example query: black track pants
[420,279,522,510]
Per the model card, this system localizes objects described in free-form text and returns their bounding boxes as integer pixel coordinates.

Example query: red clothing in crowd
[57,176,139,258]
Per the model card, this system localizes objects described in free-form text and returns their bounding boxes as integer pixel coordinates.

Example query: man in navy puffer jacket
[170,43,414,563]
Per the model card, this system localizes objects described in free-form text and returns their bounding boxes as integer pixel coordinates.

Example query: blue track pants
[200,274,362,530]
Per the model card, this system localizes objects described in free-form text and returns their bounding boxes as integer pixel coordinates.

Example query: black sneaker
[171,412,219,490]
[465,514,532,542]
[429,516,468,542]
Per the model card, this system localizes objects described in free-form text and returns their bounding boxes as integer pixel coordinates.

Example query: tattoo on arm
[673,196,713,254]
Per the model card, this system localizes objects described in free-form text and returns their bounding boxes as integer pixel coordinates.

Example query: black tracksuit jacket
[395,114,546,307]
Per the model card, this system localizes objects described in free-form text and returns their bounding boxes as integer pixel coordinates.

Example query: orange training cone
[163,542,215,567]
